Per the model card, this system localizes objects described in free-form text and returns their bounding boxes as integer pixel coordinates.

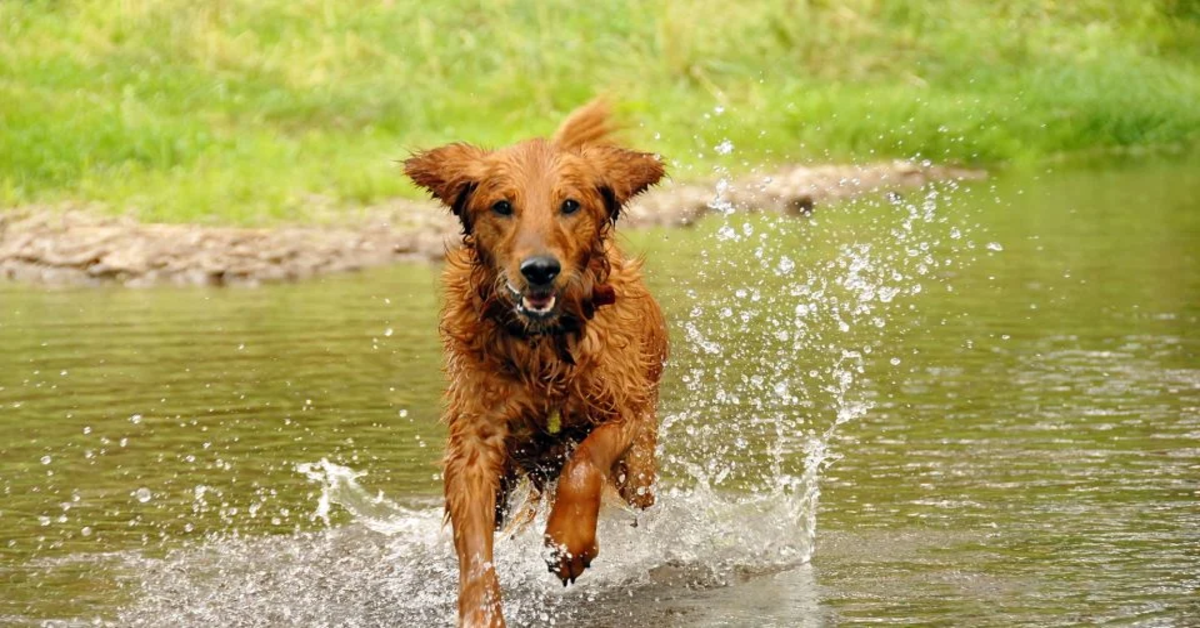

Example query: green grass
[2,0,1199,223]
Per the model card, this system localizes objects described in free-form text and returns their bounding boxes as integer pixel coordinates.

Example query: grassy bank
[2,0,1199,224]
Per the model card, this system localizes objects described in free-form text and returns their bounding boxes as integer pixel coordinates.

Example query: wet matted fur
[404,100,668,627]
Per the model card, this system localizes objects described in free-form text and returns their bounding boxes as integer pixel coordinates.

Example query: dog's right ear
[581,145,666,221]
[404,143,489,222]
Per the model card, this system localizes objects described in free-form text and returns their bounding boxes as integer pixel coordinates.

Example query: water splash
[659,160,973,563]
[294,459,425,533]
[114,141,975,624]
[119,459,829,626]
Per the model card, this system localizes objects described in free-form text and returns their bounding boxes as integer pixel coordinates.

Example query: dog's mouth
[508,284,559,320]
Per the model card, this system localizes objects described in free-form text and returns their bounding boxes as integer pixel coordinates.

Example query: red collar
[592,284,616,308]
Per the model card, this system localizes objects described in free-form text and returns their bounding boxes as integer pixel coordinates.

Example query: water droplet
[714,139,734,155]
[890,357,902,366]
[81,526,93,537]
[134,488,153,503]
[383,328,394,337]
[130,414,143,425]
[986,242,1004,251]
[40,455,52,465]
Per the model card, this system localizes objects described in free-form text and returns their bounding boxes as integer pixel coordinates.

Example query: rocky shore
[0,161,983,287]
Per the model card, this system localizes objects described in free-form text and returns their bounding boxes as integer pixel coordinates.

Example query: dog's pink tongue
[524,294,553,309]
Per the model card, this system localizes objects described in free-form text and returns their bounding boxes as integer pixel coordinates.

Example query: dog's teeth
[521,295,556,313]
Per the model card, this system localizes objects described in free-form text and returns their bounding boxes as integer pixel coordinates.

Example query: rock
[0,161,985,287]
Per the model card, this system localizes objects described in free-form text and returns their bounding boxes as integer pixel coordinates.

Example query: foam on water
[115,153,976,626]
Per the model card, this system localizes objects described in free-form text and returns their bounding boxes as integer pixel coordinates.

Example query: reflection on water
[1,159,1198,626]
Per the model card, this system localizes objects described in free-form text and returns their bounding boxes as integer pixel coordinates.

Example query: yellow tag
[547,409,561,434]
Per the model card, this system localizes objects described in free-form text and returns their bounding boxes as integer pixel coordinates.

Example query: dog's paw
[618,479,656,510]
[544,459,603,584]
[543,528,598,585]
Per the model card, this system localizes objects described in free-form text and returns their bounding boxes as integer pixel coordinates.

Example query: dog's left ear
[404,143,489,222]
[582,145,665,221]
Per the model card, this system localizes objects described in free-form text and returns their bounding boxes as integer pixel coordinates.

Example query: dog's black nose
[520,256,561,286]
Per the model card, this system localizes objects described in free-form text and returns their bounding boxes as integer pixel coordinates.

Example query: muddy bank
[1,161,983,287]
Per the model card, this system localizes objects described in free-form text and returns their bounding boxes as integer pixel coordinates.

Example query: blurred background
[2,0,1198,223]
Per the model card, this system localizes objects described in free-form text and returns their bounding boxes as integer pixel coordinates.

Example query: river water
[1,158,1197,626]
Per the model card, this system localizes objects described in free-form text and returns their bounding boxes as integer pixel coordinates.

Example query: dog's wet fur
[405,100,668,627]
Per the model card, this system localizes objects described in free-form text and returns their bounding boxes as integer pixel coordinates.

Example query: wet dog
[404,100,668,627]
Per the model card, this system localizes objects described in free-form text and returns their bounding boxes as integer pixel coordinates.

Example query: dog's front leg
[544,417,643,583]
[444,419,509,628]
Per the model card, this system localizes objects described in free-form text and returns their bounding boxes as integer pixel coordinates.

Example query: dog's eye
[492,200,513,216]
[561,199,581,215]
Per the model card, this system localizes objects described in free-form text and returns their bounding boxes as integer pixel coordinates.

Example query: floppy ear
[581,145,666,221]
[403,143,488,223]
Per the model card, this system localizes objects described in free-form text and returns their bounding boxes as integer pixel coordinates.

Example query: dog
[404,100,668,627]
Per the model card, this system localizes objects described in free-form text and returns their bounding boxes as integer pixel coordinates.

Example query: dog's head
[405,100,664,327]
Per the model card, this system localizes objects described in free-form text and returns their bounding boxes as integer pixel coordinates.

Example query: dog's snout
[520,256,561,287]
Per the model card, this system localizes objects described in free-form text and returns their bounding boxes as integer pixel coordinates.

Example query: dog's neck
[469,269,615,371]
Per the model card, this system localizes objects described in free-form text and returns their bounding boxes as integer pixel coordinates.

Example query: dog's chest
[511,396,596,439]
[505,401,595,477]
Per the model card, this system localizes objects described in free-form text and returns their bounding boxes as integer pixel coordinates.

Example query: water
[1,158,1198,626]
